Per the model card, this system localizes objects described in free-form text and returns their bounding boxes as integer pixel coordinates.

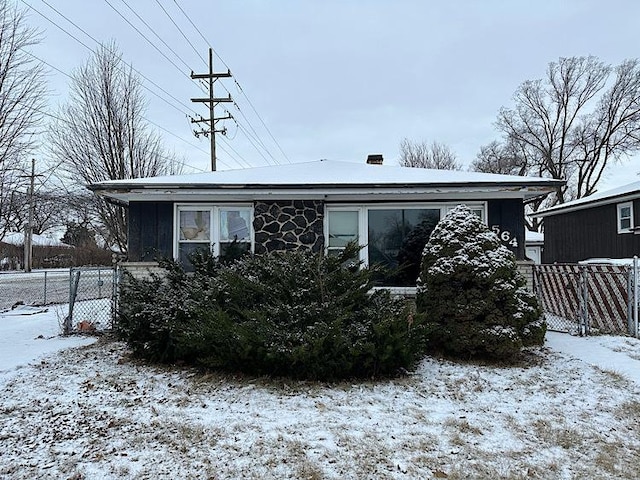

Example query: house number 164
[491,225,518,248]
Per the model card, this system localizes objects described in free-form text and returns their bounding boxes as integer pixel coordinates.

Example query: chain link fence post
[65,267,116,333]
[634,256,639,338]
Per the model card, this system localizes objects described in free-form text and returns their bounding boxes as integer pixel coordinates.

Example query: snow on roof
[578,258,637,266]
[535,180,640,217]
[90,159,561,189]
[1,232,71,248]
[525,230,544,243]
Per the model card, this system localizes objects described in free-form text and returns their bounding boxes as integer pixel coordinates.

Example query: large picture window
[325,203,486,287]
[176,205,252,265]
[368,208,441,286]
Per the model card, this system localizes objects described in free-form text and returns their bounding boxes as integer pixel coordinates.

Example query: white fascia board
[533,192,640,218]
[97,186,537,204]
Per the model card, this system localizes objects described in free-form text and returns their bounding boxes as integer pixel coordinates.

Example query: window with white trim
[176,205,253,265]
[325,203,486,286]
[446,204,484,219]
[617,202,633,234]
[326,209,361,257]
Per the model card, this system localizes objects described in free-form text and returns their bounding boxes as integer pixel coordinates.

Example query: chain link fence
[63,267,119,334]
[0,269,71,311]
[535,262,639,337]
[1,267,119,335]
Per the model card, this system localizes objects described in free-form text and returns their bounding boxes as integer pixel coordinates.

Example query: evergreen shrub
[117,243,425,380]
[416,205,545,360]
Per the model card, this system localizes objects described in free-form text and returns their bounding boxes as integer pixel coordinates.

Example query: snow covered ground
[0,305,96,382]
[1,309,640,479]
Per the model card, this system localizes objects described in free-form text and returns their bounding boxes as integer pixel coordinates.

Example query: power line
[171,1,290,164]
[119,0,194,73]
[190,48,233,171]
[233,80,291,163]
[232,102,279,165]
[154,0,207,67]
[236,123,275,167]
[23,91,218,172]
[24,0,198,117]
[19,56,226,172]
[212,82,283,165]
[24,51,216,169]
[103,0,206,95]
[105,0,261,168]
[172,0,219,65]
[22,0,261,171]
[217,134,251,168]
[145,117,233,170]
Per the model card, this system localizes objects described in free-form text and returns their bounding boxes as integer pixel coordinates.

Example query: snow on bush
[416,205,545,360]
[117,243,426,380]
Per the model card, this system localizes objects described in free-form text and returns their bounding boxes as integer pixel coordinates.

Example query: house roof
[1,232,71,248]
[89,159,563,204]
[533,180,640,218]
[525,230,544,244]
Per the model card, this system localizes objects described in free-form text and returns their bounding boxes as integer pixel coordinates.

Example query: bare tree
[480,56,640,216]
[0,168,25,239]
[7,189,71,235]
[49,42,182,252]
[0,0,47,241]
[471,140,530,176]
[398,138,462,170]
[572,59,640,197]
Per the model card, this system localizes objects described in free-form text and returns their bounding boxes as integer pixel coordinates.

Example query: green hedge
[117,244,426,380]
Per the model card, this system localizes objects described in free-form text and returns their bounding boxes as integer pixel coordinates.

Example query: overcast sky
[22,0,640,190]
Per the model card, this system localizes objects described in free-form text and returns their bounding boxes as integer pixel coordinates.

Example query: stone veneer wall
[253,200,324,254]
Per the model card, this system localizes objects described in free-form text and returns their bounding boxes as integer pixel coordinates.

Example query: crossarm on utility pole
[190,48,234,171]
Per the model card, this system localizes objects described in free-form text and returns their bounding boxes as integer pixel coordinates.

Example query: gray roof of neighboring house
[534,181,640,217]
[525,230,544,245]
[89,159,563,204]
[1,232,71,248]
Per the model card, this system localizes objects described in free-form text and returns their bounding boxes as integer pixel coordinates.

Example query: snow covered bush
[415,205,545,360]
[117,243,426,380]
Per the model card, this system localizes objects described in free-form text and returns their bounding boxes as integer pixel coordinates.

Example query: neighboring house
[525,230,544,264]
[0,232,73,270]
[534,180,640,263]
[89,156,561,287]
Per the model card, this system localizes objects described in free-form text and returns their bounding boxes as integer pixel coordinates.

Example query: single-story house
[89,156,561,287]
[0,232,73,270]
[533,180,640,264]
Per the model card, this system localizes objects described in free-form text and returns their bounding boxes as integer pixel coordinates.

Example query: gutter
[532,191,640,218]
[87,179,564,192]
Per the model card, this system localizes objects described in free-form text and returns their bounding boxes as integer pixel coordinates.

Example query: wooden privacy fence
[534,263,639,337]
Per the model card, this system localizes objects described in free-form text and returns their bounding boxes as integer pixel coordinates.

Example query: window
[325,203,486,286]
[617,202,633,234]
[326,209,360,256]
[176,205,252,265]
[219,208,252,256]
[368,208,440,286]
[446,204,485,220]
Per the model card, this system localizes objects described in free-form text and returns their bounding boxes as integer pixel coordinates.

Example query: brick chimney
[366,154,383,165]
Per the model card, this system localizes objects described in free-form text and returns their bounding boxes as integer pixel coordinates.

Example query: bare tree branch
[49,42,183,252]
[0,0,47,241]
[474,56,640,230]
[398,138,462,170]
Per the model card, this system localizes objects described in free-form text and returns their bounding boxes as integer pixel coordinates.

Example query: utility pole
[191,48,233,171]
[23,158,36,273]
